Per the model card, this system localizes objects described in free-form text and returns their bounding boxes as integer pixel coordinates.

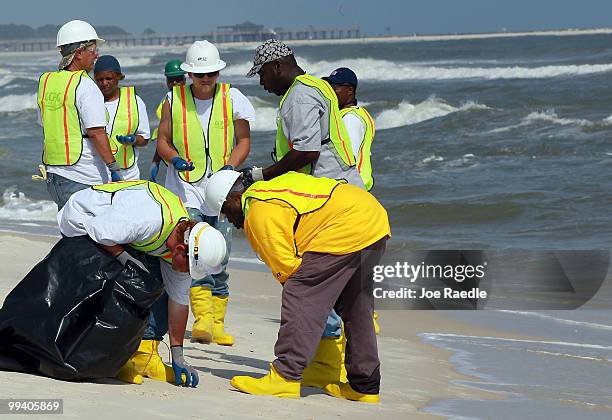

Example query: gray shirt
[280,83,364,188]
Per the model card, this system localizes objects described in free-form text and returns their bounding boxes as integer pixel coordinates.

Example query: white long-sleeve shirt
[57,187,190,305]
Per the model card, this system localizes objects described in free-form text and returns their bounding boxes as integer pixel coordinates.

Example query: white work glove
[116,251,149,273]
[239,166,264,188]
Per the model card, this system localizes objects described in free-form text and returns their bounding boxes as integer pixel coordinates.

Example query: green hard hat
[164,59,186,77]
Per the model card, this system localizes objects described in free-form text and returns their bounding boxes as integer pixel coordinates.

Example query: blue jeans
[46,172,90,210]
[187,208,232,297]
[141,255,169,340]
[143,292,169,341]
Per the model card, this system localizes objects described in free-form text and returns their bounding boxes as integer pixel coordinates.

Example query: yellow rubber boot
[190,286,214,343]
[115,358,143,385]
[324,382,379,404]
[373,311,380,335]
[132,340,176,383]
[212,295,235,346]
[231,364,300,398]
[301,336,347,389]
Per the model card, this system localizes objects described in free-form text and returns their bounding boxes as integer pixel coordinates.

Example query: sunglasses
[192,71,219,78]
[80,45,98,55]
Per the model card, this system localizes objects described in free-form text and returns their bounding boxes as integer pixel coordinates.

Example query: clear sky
[3,0,612,36]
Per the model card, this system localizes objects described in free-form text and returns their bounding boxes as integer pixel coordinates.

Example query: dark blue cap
[323,67,358,88]
[94,55,122,74]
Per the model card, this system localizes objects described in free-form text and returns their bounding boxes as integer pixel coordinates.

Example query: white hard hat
[188,222,227,280]
[181,40,226,73]
[57,20,105,47]
[204,170,242,216]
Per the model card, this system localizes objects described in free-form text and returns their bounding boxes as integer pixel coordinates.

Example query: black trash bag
[0,236,164,381]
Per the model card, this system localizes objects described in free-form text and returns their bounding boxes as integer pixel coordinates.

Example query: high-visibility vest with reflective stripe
[108,86,139,169]
[171,83,234,183]
[37,70,87,166]
[341,106,375,191]
[151,99,163,140]
[275,74,356,174]
[92,180,189,263]
[241,171,345,218]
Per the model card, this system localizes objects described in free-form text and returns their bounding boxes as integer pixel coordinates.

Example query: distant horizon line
[1,22,612,39]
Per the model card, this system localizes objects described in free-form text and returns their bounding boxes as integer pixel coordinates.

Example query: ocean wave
[497,310,612,331]
[113,56,152,68]
[524,110,597,127]
[487,110,612,134]
[0,93,37,113]
[245,96,277,132]
[243,95,488,132]
[223,58,612,81]
[375,97,489,130]
[417,154,481,169]
[0,189,57,222]
[125,72,164,84]
[0,74,17,88]
[420,333,612,351]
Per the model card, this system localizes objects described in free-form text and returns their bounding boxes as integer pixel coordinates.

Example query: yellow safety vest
[92,180,189,263]
[108,86,139,169]
[151,99,163,140]
[37,70,87,166]
[241,171,346,218]
[275,74,356,174]
[171,83,234,183]
[340,106,376,191]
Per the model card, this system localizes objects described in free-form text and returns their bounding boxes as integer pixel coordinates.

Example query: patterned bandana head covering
[58,40,95,70]
[246,39,293,78]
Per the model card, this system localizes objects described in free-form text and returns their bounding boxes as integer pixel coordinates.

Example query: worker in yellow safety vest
[149,59,187,183]
[204,170,390,403]
[241,39,363,188]
[323,67,376,192]
[37,20,123,210]
[93,55,151,181]
[157,40,255,348]
[58,180,227,387]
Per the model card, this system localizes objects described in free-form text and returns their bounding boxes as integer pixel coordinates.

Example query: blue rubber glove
[149,162,160,182]
[219,164,234,171]
[110,170,123,182]
[171,346,199,387]
[171,156,195,172]
[107,161,124,182]
[116,134,136,145]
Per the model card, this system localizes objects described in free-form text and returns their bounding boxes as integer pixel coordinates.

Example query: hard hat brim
[165,70,186,77]
[180,60,227,74]
[56,37,105,48]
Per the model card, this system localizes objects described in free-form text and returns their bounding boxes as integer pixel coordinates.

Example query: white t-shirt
[38,76,111,185]
[104,94,151,180]
[343,112,366,158]
[57,187,191,305]
[164,86,256,214]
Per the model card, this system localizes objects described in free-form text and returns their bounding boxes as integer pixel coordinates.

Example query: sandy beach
[0,232,512,419]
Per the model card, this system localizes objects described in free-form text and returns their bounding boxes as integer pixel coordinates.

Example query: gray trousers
[272,237,386,395]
